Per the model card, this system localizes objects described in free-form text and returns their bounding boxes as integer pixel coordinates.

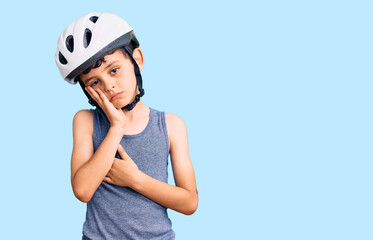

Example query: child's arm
[133,113,198,215]
[105,113,198,215]
[71,87,127,203]
[71,110,124,203]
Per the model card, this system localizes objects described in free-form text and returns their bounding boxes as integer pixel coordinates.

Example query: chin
[113,99,128,109]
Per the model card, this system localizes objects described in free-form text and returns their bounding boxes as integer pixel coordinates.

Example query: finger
[85,86,97,99]
[96,88,116,111]
[117,144,130,159]
[96,88,110,103]
[85,86,103,105]
[103,177,112,183]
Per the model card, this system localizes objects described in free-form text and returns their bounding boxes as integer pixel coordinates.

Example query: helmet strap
[120,46,145,111]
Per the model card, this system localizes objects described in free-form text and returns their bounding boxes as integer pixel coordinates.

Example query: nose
[102,77,116,93]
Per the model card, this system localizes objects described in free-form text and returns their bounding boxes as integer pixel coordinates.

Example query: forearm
[73,127,123,202]
[131,171,198,215]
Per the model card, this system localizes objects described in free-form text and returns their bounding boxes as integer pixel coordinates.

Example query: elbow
[77,193,91,203]
[72,176,93,203]
[73,186,92,203]
[183,190,199,215]
[184,206,197,216]
[75,190,92,203]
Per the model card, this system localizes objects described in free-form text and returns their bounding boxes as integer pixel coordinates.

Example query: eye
[111,68,119,74]
[90,80,99,87]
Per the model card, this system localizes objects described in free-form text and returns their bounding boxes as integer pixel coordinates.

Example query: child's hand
[103,144,140,188]
[85,86,127,132]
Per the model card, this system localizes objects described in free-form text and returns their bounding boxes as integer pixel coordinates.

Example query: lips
[110,92,123,102]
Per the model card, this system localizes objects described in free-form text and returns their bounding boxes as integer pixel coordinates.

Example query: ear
[132,48,144,71]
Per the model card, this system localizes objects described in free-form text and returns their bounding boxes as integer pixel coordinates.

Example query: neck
[122,99,149,122]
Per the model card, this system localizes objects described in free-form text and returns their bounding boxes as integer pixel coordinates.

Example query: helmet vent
[65,35,74,53]
[84,28,92,48]
[59,52,67,65]
[89,16,99,23]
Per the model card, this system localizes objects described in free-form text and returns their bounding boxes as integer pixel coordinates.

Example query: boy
[55,12,198,240]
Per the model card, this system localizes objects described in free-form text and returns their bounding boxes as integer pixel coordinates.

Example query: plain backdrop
[1,0,372,239]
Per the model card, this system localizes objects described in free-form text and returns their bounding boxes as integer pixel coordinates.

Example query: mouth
[110,92,123,102]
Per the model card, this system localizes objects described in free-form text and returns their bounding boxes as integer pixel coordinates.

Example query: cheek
[119,76,136,90]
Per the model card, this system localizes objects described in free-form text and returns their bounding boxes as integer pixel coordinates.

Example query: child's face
[79,49,141,109]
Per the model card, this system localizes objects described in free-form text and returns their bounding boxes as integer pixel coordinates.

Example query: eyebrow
[84,60,121,85]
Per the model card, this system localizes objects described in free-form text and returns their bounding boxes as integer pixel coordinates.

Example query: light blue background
[1,0,372,239]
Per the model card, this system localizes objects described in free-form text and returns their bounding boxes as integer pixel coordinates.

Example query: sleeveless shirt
[82,107,175,240]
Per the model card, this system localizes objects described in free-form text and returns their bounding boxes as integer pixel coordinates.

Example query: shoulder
[165,113,188,146]
[73,109,93,123]
[72,109,93,136]
[165,113,186,130]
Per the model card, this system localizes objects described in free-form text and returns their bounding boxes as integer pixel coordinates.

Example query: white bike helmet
[55,12,144,111]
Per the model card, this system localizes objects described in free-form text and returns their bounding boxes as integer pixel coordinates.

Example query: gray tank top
[82,107,175,240]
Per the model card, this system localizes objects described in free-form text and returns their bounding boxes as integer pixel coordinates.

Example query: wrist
[109,125,125,136]
[130,169,145,191]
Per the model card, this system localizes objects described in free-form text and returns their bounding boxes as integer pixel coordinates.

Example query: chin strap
[79,45,145,112]
[120,46,145,111]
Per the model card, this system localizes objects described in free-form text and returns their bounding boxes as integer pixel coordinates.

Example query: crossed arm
[104,113,198,215]
[71,110,198,215]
